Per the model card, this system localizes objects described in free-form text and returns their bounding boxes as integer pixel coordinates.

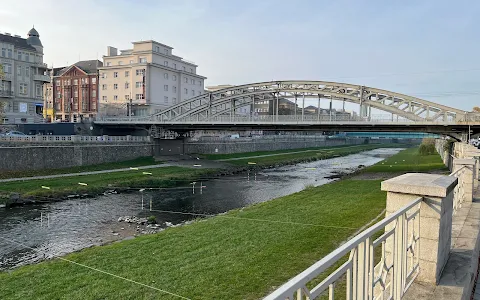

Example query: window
[25,67,29,77]
[114,95,118,100]
[135,81,143,88]
[182,66,186,71]
[17,51,22,60]
[164,85,168,91]
[125,95,129,100]
[118,61,123,65]
[106,62,111,66]
[102,96,107,101]
[101,73,106,79]
[19,83,27,95]
[184,77,188,83]
[81,78,85,84]
[113,84,118,90]
[135,94,145,100]
[164,61,168,66]
[74,90,78,97]
[139,57,147,63]
[130,60,134,64]
[155,46,160,52]
[25,53,29,62]
[192,90,195,96]
[172,75,177,81]
[173,86,177,93]
[114,72,118,78]
[7,49,12,58]
[125,82,129,89]
[136,69,145,76]
[57,93,61,99]
[102,84,107,90]
[125,71,129,77]
[190,68,193,73]
[191,79,194,84]
[165,49,168,55]
[1,48,5,57]
[92,77,96,84]
[198,80,202,86]
[173,97,177,104]
[173,63,176,69]
[92,90,96,97]
[164,73,168,79]
[36,85,42,96]
[73,79,78,85]
[92,102,97,110]
[184,88,188,94]
[55,80,60,86]
[164,96,168,103]
[17,65,21,76]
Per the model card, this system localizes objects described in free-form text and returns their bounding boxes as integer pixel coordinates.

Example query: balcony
[34,62,48,68]
[1,73,12,81]
[0,90,14,98]
[33,74,50,82]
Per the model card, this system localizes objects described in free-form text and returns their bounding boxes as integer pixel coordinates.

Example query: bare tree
[473,106,480,113]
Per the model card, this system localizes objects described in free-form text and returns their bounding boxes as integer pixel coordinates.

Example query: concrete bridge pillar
[381,173,458,284]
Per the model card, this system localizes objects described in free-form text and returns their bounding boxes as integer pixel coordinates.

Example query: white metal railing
[264,197,422,300]
[0,135,151,143]
[95,114,467,125]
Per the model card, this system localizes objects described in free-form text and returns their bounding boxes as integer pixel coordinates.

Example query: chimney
[107,46,118,56]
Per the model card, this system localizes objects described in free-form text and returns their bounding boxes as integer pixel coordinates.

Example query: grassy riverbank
[220,143,408,166]
[0,145,442,299]
[0,156,158,180]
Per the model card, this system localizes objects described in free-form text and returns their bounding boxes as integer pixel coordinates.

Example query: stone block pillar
[453,158,475,203]
[381,173,458,284]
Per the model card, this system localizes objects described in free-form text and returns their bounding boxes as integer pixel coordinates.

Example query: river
[0,148,403,270]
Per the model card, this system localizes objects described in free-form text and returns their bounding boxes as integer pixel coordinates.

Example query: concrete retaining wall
[0,143,153,171]
[184,138,415,154]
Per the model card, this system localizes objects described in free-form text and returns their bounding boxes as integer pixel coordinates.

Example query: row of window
[1,49,37,62]
[101,95,180,104]
[55,78,97,86]
[56,90,97,98]
[104,58,195,74]
[16,65,30,77]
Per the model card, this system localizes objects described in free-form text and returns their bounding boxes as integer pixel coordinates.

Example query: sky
[1,0,479,112]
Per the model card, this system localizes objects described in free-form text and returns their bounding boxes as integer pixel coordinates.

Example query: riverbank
[0,143,402,205]
[0,147,445,299]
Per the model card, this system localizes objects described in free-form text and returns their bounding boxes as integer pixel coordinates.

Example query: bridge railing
[264,197,422,300]
[0,135,151,143]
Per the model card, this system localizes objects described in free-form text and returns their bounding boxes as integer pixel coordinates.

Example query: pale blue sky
[2,0,479,111]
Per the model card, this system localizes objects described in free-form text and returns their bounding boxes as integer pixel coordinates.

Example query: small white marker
[129,167,139,170]
[78,182,88,186]
[41,186,51,190]
[193,164,202,167]
[142,172,152,175]
[247,162,256,165]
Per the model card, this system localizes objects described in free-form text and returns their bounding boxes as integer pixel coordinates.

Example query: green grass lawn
[0,166,215,199]
[0,179,386,300]
[226,143,404,166]
[363,147,447,173]
[0,156,159,180]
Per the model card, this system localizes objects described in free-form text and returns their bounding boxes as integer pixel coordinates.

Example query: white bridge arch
[152,81,467,122]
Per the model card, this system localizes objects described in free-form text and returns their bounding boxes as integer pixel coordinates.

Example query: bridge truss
[152,81,468,122]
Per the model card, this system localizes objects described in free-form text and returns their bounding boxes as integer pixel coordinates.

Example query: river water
[0,148,403,270]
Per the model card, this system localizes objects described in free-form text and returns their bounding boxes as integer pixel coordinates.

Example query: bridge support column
[302,93,305,121]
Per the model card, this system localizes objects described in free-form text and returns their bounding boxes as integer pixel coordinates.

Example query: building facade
[48,60,102,122]
[0,28,49,124]
[99,40,207,117]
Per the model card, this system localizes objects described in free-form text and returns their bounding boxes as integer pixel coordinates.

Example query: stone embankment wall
[435,138,451,169]
[183,137,413,155]
[0,143,153,171]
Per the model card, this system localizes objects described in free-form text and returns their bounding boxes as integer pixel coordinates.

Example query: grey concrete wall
[0,143,153,171]
[183,138,411,154]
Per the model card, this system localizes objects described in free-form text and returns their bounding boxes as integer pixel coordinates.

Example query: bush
[419,143,436,155]
[147,215,157,224]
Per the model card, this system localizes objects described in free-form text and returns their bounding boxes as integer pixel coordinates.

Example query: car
[5,131,27,137]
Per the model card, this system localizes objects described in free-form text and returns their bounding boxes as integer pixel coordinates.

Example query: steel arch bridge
[151,81,467,122]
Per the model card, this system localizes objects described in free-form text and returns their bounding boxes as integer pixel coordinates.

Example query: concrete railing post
[453,158,475,203]
[381,173,458,284]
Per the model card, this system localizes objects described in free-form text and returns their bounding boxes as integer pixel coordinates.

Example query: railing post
[453,158,475,203]
[381,173,457,284]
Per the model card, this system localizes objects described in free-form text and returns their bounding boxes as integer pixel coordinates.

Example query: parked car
[5,131,27,137]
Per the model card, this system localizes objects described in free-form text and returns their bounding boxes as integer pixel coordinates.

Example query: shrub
[419,143,436,155]
[147,215,157,224]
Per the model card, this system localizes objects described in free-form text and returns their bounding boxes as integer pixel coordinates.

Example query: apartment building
[99,40,207,117]
[46,60,102,122]
[0,27,49,123]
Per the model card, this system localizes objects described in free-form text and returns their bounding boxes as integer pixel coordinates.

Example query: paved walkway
[0,164,170,183]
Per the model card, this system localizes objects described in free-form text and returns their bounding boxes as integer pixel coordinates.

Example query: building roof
[26,27,42,47]
[56,60,103,76]
[0,33,37,51]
